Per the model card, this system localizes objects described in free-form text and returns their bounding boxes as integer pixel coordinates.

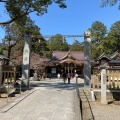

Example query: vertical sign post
[101,67,107,104]
[84,30,91,88]
[22,34,32,87]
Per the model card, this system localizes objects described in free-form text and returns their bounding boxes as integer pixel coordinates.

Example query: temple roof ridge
[109,51,119,59]
[52,51,84,61]
[97,52,111,61]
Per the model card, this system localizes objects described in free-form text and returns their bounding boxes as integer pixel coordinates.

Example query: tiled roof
[109,60,120,64]
[97,53,111,61]
[52,51,84,61]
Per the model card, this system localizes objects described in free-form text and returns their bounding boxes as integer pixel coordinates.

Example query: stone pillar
[0,64,2,86]
[22,35,32,87]
[84,30,91,88]
[101,66,107,104]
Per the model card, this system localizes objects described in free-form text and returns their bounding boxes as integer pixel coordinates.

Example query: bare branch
[0,10,34,25]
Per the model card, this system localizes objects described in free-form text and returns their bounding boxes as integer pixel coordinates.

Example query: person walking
[57,73,60,80]
[62,72,66,84]
[67,73,71,84]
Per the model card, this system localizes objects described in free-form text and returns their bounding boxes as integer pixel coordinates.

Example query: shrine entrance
[44,51,84,78]
[22,30,91,88]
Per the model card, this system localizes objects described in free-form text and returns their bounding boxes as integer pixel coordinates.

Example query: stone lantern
[97,53,111,68]
[97,53,111,104]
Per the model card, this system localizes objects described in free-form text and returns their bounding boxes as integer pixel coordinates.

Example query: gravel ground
[79,88,120,120]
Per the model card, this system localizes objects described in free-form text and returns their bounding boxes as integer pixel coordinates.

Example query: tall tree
[70,40,83,51]
[47,34,69,51]
[107,21,120,52]
[1,22,23,59]
[89,21,107,58]
[1,17,44,60]
[0,0,67,25]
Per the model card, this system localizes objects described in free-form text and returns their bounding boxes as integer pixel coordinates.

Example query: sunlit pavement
[0,78,83,120]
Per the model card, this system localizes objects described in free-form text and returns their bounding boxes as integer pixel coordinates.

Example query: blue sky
[0,0,120,44]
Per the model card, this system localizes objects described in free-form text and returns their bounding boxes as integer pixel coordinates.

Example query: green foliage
[70,40,83,51]
[2,17,47,60]
[89,21,107,45]
[0,0,67,25]
[107,21,120,52]
[47,34,69,51]
[2,22,24,59]
[89,21,107,59]
[89,20,120,59]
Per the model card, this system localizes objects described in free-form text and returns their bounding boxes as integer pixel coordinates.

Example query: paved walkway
[0,78,80,120]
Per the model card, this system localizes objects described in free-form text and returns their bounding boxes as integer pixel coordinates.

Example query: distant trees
[47,34,69,51]
[1,17,46,60]
[1,17,120,61]
[1,22,23,59]
[89,20,120,59]
[69,40,83,51]
[89,21,107,59]
[107,21,120,52]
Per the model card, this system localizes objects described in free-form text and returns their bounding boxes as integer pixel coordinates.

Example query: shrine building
[44,51,84,78]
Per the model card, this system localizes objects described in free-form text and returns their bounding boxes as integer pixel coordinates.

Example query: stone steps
[79,89,94,120]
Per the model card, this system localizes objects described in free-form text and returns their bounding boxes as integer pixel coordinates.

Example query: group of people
[57,72,78,84]
[61,72,71,84]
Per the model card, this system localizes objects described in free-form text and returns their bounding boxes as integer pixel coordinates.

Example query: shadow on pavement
[30,80,78,91]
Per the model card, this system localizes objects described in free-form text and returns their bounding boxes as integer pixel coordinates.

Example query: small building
[92,51,120,70]
[44,51,85,78]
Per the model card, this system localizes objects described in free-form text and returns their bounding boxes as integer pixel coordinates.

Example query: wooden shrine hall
[44,51,84,78]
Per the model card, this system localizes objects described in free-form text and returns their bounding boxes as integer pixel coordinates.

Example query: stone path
[0,78,79,120]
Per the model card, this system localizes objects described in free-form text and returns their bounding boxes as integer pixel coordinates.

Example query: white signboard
[51,68,56,73]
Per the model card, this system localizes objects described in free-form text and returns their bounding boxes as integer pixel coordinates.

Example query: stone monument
[84,30,91,88]
[22,34,32,87]
[101,66,107,104]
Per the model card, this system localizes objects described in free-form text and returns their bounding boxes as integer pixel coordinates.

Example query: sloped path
[0,79,79,120]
